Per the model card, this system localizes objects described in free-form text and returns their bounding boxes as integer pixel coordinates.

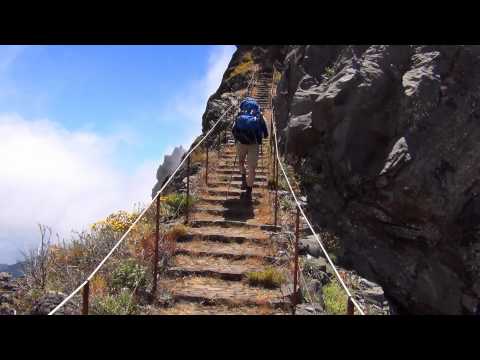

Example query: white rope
[49,72,256,315]
[271,112,364,315]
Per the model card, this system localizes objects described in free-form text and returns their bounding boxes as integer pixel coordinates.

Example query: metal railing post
[347,297,355,315]
[82,281,90,315]
[270,111,274,153]
[292,206,300,315]
[274,144,279,227]
[205,144,209,186]
[185,155,191,225]
[152,195,160,296]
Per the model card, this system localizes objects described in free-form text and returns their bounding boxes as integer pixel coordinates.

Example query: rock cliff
[273,45,480,314]
[151,146,186,198]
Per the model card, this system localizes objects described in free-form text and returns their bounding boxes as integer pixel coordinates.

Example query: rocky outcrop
[151,146,186,198]
[30,291,78,315]
[0,272,18,315]
[0,262,23,278]
[273,45,480,314]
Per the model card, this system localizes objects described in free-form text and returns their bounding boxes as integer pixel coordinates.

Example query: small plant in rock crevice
[246,267,286,289]
[110,259,147,293]
[164,193,198,216]
[323,280,347,314]
[91,288,139,315]
[323,65,336,80]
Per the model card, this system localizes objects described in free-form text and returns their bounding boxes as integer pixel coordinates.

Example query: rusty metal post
[270,112,274,151]
[82,281,90,315]
[292,206,300,315]
[224,123,227,144]
[205,144,209,186]
[347,297,355,315]
[185,155,191,225]
[274,144,279,227]
[152,195,160,296]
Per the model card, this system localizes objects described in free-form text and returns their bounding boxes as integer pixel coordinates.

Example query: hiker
[232,97,268,199]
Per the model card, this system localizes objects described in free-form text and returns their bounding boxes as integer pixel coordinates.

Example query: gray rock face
[298,235,325,258]
[274,45,480,314]
[151,146,186,198]
[305,279,325,310]
[0,272,18,315]
[295,303,325,315]
[30,291,78,315]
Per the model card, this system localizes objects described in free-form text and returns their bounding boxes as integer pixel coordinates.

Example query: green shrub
[247,267,285,289]
[280,196,295,211]
[92,289,138,315]
[324,66,335,79]
[164,193,197,216]
[111,259,146,292]
[323,280,347,314]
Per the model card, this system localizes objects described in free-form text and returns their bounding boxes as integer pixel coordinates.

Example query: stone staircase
[154,71,290,315]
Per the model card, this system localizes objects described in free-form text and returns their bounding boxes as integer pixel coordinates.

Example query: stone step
[175,240,273,261]
[207,180,267,189]
[166,265,245,281]
[178,226,269,245]
[166,254,266,281]
[221,155,268,160]
[215,169,268,175]
[190,219,280,232]
[205,188,265,197]
[210,175,269,183]
[216,164,268,171]
[161,277,289,310]
[193,203,264,217]
[150,302,287,315]
[197,195,261,206]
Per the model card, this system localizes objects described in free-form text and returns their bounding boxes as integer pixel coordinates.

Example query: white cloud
[0,114,158,264]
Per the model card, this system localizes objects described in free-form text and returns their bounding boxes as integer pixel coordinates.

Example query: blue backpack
[239,98,260,116]
[233,113,260,145]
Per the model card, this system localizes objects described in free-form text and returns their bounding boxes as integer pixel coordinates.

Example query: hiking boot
[241,174,247,190]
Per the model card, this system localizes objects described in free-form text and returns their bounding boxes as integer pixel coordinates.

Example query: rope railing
[268,68,365,315]
[48,70,257,315]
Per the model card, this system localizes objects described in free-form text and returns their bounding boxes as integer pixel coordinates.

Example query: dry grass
[190,147,206,164]
[90,274,108,297]
[246,267,286,289]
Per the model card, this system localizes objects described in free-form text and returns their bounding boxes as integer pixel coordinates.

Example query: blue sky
[0,45,236,263]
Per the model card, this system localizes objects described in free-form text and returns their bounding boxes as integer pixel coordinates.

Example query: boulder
[30,291,78,315]
[298,235,325,258]
[295,303,325,315]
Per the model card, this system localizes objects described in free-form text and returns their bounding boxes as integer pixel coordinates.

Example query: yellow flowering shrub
[91,210,139,233]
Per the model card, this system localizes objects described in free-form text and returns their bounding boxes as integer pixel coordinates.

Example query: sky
[0,45,236,264]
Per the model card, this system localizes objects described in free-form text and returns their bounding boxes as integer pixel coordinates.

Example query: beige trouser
[237,143,259,187]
